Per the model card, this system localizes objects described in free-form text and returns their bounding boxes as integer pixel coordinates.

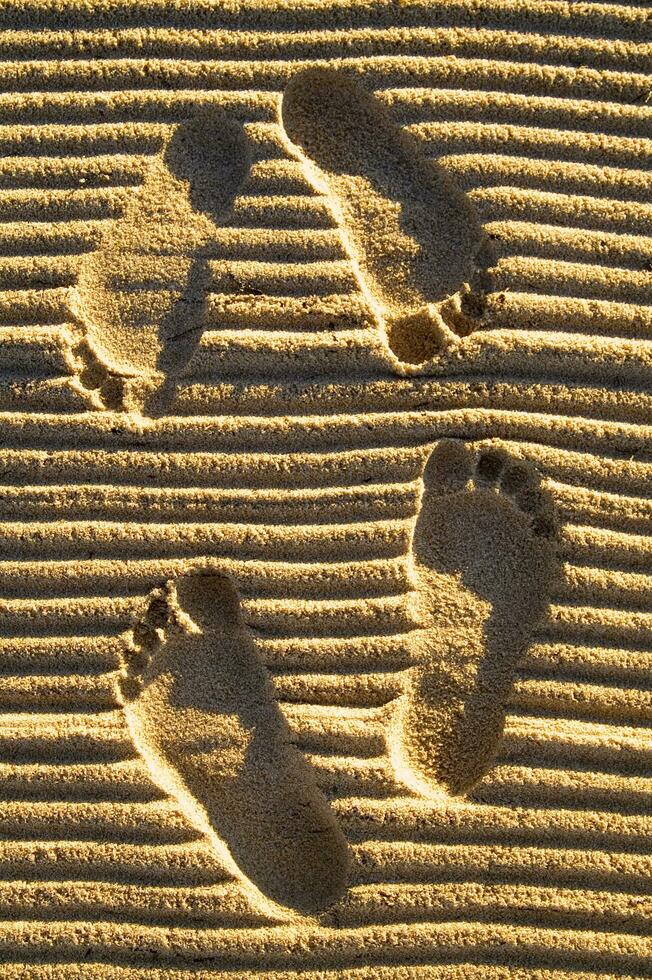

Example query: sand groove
[0,0,648,973]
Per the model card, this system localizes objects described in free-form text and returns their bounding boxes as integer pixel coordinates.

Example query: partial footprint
[393,441,559,798]
[119,573,350,918]
[281,68,494,366]
[73,107,249,398]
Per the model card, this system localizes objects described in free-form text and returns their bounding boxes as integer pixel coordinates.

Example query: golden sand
[0,0,649,975]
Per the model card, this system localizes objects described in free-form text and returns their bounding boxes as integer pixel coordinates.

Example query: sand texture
[0,0,650,975]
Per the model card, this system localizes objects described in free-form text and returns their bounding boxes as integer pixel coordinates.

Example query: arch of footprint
[0,0,650,974]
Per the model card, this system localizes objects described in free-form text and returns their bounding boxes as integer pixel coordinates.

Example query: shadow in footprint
[281,68,495,366]
[74,107,250,409]
[393,440,559,798]
[120,573,350,918]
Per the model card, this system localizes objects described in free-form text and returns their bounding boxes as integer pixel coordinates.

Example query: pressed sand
[0,0,650,976]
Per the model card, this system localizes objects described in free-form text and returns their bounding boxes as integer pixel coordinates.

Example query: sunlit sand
[0,0,650,975]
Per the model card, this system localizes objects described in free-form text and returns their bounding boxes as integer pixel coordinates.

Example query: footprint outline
[118,571,351,920]
[71,105,251,413]
[280,67,496,367]
[390,438,560,800]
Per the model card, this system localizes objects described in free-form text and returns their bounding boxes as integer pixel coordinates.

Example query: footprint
[281,68,494,366]
[119,573,350,918]
[392,441,559,798]
[73,107,249,390]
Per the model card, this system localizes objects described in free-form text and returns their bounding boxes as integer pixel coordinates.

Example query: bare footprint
[281,68,494,366]
[119,573,350,918]
[392,441,559,798]
[73,107,249,397]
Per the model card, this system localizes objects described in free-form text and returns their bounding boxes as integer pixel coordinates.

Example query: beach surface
[0,0,650,975]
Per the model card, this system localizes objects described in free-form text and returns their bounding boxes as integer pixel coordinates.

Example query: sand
[0,0,650,975]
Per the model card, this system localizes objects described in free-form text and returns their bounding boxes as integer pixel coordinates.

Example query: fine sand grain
[0,0,650,976]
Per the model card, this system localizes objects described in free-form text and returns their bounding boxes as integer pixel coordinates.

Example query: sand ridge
[0,0,649,975]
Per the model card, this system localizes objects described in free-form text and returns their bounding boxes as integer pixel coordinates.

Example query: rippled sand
[0,0,650,976]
